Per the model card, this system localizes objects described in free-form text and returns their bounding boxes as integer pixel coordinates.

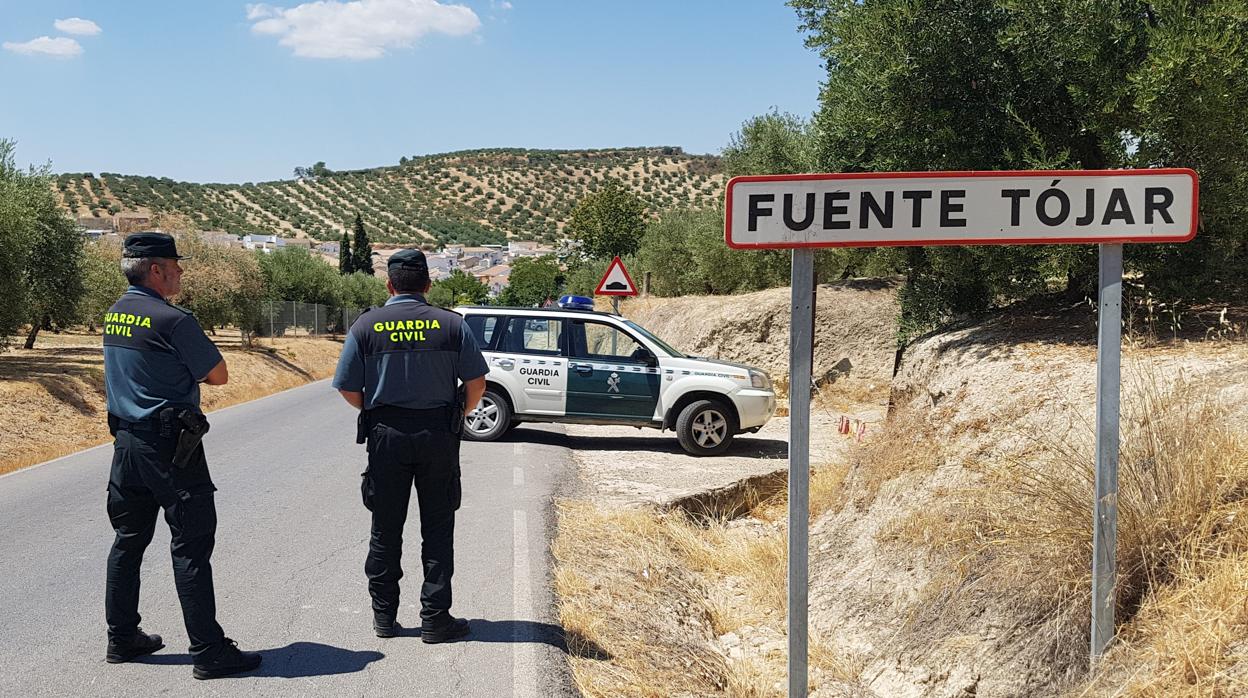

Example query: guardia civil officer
[102,233,261,680]
[333,248,488,641]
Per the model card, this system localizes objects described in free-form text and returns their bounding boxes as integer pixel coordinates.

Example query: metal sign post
[1090,243,1123,661]
[787,249,815,696]
[724,169,1197,693]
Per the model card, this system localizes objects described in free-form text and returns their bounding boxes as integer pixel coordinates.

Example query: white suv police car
[456,297,776,456]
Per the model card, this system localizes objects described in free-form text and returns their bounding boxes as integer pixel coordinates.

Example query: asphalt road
[0,380,577,697]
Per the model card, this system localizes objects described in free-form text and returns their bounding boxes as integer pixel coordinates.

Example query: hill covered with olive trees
[53,147,724,246]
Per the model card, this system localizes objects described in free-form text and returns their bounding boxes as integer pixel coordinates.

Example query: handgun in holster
[161,408,210,469]
[356,409,371,445]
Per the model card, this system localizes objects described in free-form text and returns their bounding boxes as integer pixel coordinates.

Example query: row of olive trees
[0,161,389,350]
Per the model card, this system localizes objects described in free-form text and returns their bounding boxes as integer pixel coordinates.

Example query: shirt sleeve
[169,315,224,381]
[457,324,489,381]
[333,331,366,392]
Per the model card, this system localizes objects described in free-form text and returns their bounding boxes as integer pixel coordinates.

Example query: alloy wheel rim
[466,397,500,434]
[691,409,727,447]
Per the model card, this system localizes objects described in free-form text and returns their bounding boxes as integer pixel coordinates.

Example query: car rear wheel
[675,399,735,456]
[463,389,512,442]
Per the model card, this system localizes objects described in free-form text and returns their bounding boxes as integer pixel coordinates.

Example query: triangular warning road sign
[594,256,639,296]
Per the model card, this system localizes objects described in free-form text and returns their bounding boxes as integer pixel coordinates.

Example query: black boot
[105,628,164,663]
[374,613,401,639]
[421,615,469,644]
[192,639,263,680]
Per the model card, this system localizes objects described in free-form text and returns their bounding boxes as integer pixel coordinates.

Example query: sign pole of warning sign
[725,169,1198,698]
[595,256,638,315]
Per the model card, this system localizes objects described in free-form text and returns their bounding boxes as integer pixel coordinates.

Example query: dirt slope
[622,278,902,397]
[557,287,1248,697]
[807,308,1248,697]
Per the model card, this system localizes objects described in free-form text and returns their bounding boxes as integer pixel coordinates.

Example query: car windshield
[622,320,685,358]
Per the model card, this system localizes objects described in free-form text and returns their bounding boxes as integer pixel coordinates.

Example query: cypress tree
[339,229,354,274]
[351,213,374,275]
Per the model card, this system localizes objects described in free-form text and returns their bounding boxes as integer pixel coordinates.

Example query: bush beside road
[0,330,341,475]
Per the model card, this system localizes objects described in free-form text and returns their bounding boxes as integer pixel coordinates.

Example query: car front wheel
[675,399,736,456]
[463,389,512,442]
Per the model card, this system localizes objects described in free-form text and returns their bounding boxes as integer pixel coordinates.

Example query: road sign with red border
[726,169,1203,687]
[594,256,638,296]
[725,169,1198,249]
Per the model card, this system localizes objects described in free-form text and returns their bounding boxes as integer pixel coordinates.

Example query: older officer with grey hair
[102,232,261,680]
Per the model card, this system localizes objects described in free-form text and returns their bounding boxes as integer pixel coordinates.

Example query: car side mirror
[640,349,658,367]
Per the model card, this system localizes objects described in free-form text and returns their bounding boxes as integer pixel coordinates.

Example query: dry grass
[749,463,852,525]
[0,331,342,475]
[1079,552,1248,697]
[841,406,945,509]
[552,501,728,697]
[553,485,865,697]
[891,374,1248,691]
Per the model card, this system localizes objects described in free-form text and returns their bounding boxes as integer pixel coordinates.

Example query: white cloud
[3,36,83,58]
[498,1,512,9]
[247,0,481,60]
[53,17,102,36]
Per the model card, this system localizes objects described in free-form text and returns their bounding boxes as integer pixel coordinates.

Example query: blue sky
[0,1,824,183]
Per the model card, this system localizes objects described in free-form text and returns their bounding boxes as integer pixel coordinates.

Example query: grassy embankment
[553,364,1248,696]
[0,330,341,475]
[909,377,1248,696]
[552,380,888,697]
[554,469,861,696]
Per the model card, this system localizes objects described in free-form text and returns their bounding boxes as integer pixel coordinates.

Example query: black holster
[357,409,371,445]
[160,408,210,469]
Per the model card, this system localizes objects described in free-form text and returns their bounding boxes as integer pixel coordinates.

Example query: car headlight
[749,370,771,390]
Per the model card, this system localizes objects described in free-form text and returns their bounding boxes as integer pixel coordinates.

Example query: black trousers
[362,409,462,622]
[105,426,225,659]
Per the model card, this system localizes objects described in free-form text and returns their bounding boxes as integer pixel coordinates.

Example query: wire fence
[250,301,370,338]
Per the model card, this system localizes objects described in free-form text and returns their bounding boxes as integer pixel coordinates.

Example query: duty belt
[110,415,163,433]
[360,404,459,442]
[369,404,455,421]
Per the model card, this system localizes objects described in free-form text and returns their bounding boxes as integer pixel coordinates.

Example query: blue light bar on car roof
[556,295,595,310]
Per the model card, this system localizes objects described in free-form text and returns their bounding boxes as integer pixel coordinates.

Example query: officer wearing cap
[102,232,261,679]
[333,247,488,641]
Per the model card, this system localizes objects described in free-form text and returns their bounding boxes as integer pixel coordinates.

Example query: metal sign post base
[788,249,815,696]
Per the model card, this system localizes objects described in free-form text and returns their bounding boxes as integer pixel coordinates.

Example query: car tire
[463,389,512,442]
[675,399,736,456]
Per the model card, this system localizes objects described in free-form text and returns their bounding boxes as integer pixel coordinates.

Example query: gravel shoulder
[563,407,878,509]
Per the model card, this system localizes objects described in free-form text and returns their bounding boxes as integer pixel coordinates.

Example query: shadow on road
[137,642,384,678]
[501,427,788,458]
[394,619,611,659]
